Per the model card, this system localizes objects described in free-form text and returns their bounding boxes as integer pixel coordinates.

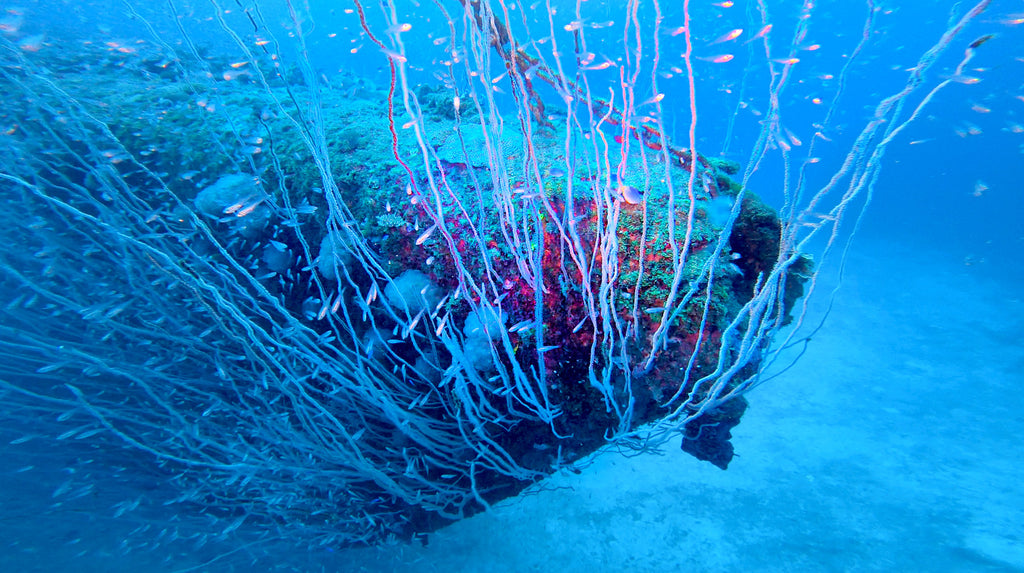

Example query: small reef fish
[972,180,988,197]
[385,22,412,34]
[710,29,743,45]
[617,183,644,205]
[698,54,734,63]
[744,24,772,44]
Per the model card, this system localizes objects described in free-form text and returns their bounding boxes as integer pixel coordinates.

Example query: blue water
[1,0,1021,571]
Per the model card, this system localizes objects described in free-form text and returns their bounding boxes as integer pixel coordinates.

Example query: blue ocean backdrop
[0,0,1021,571]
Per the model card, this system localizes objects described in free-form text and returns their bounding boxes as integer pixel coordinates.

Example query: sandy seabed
[1,236,1021,573]
[346,236,1024,573]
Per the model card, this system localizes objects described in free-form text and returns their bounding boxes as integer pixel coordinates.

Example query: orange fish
[582,60,615,71]
[698,54,734,63]
[642,93,665,105]
[745,24,772,44]
[710,28,743,44]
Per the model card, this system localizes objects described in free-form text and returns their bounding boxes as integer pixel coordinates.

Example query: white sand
[2,239,1019,573]
[346,238,1024,572]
